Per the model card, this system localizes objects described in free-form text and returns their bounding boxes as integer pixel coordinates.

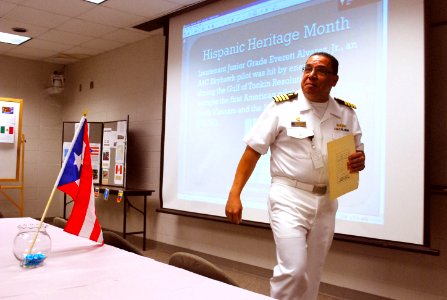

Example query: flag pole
[26,116,86,258]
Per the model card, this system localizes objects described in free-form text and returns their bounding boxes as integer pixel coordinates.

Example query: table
[0,218,273,300]
[64,186,154,250]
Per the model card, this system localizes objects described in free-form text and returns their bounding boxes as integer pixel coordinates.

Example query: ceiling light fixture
[84,0,108,4]
[0,31,31,45]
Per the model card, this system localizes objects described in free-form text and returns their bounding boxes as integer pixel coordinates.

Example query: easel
[0,134,26,216]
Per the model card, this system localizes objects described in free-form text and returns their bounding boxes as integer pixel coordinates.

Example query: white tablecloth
[0,218,273,300]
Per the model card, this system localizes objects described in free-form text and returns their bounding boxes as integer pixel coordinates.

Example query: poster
[0,106,16,143]
[114,163,124,185]
[0,98,22,181]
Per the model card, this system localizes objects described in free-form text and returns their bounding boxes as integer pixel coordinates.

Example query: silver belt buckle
[312,185,327,195]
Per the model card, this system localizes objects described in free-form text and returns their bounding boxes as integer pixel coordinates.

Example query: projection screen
[162,0,425,245]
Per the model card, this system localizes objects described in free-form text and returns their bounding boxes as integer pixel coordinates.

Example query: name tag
[311,149,324,169]
[291,121,306,127]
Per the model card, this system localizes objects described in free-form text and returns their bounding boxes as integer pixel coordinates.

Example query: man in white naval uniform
[225,52,365,300]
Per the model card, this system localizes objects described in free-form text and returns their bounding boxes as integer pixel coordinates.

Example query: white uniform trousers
[268,181,338,300]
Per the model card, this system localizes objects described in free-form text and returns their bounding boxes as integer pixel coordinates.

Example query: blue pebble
[22,253,46,267]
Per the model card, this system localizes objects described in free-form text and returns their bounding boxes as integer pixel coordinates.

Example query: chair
[168,252,239,287]
[52,217,67,229]
[102,230,144,256]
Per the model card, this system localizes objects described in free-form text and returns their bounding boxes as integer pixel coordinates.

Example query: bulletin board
[62,117,128,188]
[101,119,128,188]
[0,98,23,181]
[62,121,103,184]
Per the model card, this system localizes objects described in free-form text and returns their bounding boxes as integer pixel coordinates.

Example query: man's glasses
[301,66,335,77]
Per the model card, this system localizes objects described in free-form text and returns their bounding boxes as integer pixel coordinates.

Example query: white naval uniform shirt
[244,91,363,185]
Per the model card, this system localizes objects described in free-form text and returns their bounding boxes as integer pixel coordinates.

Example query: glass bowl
[13,223,52,268]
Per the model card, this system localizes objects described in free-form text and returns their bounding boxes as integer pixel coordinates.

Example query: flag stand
[0,134,26,216]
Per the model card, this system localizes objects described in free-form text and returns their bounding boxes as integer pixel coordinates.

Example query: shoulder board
[334,97,357,109]
[272,92,298,103]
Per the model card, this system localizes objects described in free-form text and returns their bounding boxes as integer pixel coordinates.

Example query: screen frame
[133,0,439,255]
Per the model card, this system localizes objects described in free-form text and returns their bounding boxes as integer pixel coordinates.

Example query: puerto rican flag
[57,117,103,243]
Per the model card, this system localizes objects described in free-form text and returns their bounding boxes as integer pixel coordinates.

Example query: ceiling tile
[3,5,70,28]
[0,1,18,17]
[0,42,17,53]
[25,38,73,52]
[44,55,80,64]
[77,5,147,28]
[103,0,178,19]
[20,0,93,17]
[167,0,204,4]
[0,19,49,37]
[1,0,27,3]
[57,18,116,38]
[0,0,25,4]
[102,28,150,44]
[0,0,198,63]
[80,38,124,51]
[38,29,93,46]
[64,45,104,56]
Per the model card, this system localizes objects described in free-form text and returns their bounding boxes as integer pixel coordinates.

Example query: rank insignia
[273,91,298,103]
[334,97,357,109]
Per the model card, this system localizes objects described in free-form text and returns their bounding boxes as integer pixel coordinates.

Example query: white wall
[61,33,165,231]
[0,55,63,218]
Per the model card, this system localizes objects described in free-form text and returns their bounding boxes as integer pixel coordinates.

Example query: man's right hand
[225,146,261,225]
[225,195,243,224]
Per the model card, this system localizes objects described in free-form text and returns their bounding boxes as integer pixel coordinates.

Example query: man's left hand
[348,151,365,173]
